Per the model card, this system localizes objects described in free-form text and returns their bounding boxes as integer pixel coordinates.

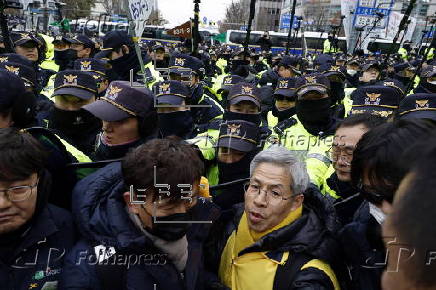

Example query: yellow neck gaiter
[235,206,303,255]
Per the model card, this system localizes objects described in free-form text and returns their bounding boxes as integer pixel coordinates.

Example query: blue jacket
[0,205,75,290]
[339,202,385,290]
[60,162,221,290]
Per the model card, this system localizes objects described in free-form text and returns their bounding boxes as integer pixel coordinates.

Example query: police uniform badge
[305,76,316,83]
[241,85,253,95]
[80,60,92,71]
[0,56,8,63]
[227,123,241,135]
[278,80,288,89]
[224,76,233,85]
[106,85,122,100]
[175,58,185,67]
[415,99,429,109]
[63,74,78,86]
[330,66,340,72]
[4,65,20,75]
[365,93,381,105]
[158,83,171,94]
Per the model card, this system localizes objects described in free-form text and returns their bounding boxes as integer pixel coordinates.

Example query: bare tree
[220,0,249,33]
[147,9,168,26]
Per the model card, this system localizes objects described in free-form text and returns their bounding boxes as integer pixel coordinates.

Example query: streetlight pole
[193,0,200,55]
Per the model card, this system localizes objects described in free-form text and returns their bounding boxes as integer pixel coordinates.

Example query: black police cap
[154,80,190,106]
[274,77,297,98]
[398,93,436,121]
[0,61,36,88]
[217,120,260,152]
[54,70,97,100]
[0,70,26,110]
[83,81,155,121]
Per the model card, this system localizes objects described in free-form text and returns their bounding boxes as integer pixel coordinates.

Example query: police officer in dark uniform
[44,70,101,155]
[83,81,158,161]
[167,54,224,135]
[212,120,261,210]
[9,32,56,93]
[73,58,109,98]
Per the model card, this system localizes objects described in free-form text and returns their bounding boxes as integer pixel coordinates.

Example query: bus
[225,30,347,55]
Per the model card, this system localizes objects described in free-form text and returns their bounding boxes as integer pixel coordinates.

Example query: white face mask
[369,202,386,225]
[428,80,436,85]
[347,69,357,76]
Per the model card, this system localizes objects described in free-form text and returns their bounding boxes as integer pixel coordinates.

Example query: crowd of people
[0,28,436,290]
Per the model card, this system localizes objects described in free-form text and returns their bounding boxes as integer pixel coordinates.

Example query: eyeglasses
[244,182,294,205]
[0,180,39,202]
[328,145,354,165]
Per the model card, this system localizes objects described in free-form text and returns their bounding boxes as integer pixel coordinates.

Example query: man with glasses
[315,113,385,225]
[0,128,75,289]
[206,146,340,290]
[339,119,436,290]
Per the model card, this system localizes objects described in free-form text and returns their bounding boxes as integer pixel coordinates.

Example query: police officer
[277,55,301,79]
[73,58,110,98]
[64,34,96,59]
[0,70,36,129]
[154,80,195,139]
[9,32,56,93]
[413,65,436,94]
[167,53,224,135]
[267,77,298,129]
[44,70,101,156]
[212,120,261,210]
[97,31,162,88]
[350,83,404,118]
[397,93,436,122]
[83,81,158,161]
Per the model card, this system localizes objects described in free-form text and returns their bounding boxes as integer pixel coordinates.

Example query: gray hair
[249,146,310,195]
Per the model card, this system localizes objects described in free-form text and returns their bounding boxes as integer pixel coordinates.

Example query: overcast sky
[158,0,234,26]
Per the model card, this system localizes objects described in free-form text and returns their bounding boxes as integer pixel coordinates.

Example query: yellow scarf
[235,206,303,256]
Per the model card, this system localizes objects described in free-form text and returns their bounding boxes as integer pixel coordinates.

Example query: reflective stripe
[55,134,92,163]
[302,259,340,290]
[307,153,331,165]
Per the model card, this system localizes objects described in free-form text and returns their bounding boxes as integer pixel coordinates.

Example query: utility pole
[193,0,200,55]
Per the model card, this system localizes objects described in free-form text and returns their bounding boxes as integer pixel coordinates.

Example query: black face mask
[272,105,296,122]
[50,107,101,137]
[158,111,194,139]
[218,150,257,184]
[296,98,333,135]
[329,81,345,104]
[109,50,139,80]
[145,210,192,241]
[224,110,261,126]
[54,49,77,70]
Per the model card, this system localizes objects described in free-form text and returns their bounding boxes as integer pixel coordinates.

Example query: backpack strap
[273,252,312,290]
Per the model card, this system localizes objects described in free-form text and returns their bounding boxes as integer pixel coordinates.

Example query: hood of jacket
[72,162,220,252]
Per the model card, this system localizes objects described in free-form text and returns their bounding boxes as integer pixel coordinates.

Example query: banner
[166,21,192,39]
[128,0,154,37]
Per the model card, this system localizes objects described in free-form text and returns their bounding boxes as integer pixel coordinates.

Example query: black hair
[390,138,436,287]
[351,119,436,203]
[338,112,386,131]
[0,128,48,181]
[122,137,204,204]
